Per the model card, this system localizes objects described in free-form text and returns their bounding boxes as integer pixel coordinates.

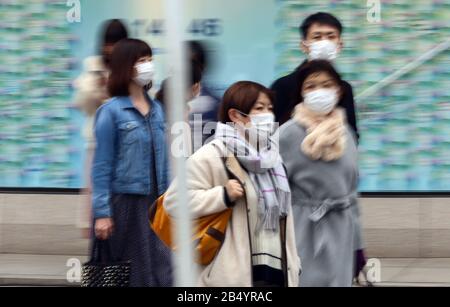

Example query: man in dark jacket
[271,12,359,141]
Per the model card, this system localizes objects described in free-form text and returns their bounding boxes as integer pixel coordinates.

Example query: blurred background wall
[2,194,450,258]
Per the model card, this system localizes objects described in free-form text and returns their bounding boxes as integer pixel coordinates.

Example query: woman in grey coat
[279,60,363,287]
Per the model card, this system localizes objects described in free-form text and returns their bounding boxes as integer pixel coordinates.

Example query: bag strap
[211,141,233,180]
[92,239,116,263]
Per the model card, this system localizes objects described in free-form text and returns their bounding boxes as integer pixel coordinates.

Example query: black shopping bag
[81,239,130,287]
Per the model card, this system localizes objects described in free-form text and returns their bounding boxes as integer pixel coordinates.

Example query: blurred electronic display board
[0,0,449,191]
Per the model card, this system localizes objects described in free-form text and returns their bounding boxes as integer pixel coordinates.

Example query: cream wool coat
[163,139,301,287]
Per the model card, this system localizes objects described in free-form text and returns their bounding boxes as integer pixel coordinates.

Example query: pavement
[359,258,450,287]
[0,254,87,287]
[1,254,450,287]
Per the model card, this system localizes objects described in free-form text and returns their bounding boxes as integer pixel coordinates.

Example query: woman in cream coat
[163,81,301,287]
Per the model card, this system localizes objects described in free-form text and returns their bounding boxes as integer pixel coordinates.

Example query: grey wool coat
[279,119,363,287]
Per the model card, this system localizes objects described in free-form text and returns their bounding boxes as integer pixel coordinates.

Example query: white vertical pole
[163,0,196,287]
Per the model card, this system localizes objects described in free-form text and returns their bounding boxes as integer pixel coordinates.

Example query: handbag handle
[91,239,117,263]
[212,142,233,180]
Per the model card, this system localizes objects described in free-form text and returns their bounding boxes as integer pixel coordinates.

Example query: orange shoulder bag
[149,143,236,266]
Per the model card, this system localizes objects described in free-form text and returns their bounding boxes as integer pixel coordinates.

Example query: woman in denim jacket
[91,38,171,287]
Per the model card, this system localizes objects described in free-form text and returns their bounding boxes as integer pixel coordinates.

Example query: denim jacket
[91,94,169,218]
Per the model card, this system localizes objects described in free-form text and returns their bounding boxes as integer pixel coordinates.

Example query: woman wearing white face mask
[163,81,301,286]
[279,60,364,287]
[91,39,171,286]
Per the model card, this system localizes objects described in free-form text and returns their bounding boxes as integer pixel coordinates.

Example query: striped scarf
[214,122,291,231]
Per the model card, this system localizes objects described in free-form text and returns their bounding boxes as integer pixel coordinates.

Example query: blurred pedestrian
[156,41,220,149]
[279,60,363,287]
[91,38,172,287]
[155,59,202,114]
[155,59,202,156]
[186,41,221,145]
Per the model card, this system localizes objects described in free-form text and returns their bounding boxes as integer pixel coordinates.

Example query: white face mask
[134,61,155,87]
[248,113,276,134]
[303,88,339,114]
[236,111,276,148]
[306,40,339,61]
[237,111,276,134]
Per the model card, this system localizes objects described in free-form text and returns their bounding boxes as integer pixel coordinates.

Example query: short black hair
[300,12,343,39]
[155,60,202,106]
[108,39,152,97]
[101,19,129,47]
[187,41,208,72]
[190,60,203,86]
[295,60,343,103]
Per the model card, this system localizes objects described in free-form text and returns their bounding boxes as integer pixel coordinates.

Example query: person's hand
[95,218,114,240]
[225,179,244,202]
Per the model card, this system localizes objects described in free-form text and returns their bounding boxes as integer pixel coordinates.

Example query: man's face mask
[304,39,340,61]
